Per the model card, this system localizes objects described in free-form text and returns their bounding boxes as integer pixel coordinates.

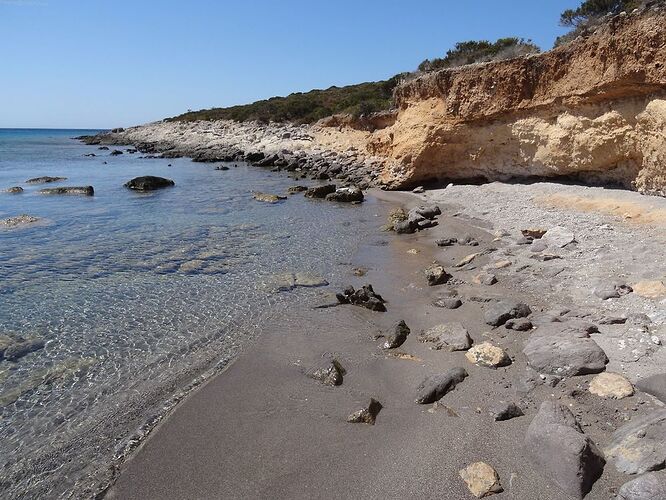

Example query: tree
[560,0,639,27]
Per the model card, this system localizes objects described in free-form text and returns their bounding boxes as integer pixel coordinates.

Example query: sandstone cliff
[362,7,666,194]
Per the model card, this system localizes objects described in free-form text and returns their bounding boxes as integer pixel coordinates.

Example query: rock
[383,320,410,349]
[484,300,531,326]
[521,228,546,239]
[394,219,419,234]
[304,184,336,199]
[432,297,462,309]
[39,186,94,196]
[3,338,46,361]
[618,471,666,500]
[523,322,608,376]
[110,149,123,156]
[435,237,457,247]
[465,342,511,368]
[424,264,451,286]
[410,205,441,220]
[458,234,480,246]
[588,372,634,399]
[525,402,605,498]
[636,373,666,403]
[124,176,175,191]
[293,272,328,288]
[25,176,67,184]
[309,359,345,386]
[347,398,382,425]
[455,253,480,268]
[415,367,468,404]
[632,280,666,299]
[325,186,364,202]
[98,146,109,150]
[542,226,575,247]
[472,272,497,285]
[215,165,229,171]
[383,207,408,231]
[418,323,472,351]
[605,408,666,474]
[178,259,206,273]
[505,318,532,331]
[490,401,524,421]
[252,192,287,203]
[459,462,503,498]
[412,186,425,193]
[530,239,548,252]
[287,185,308,194]
[336,284,386,312]
[594,280,633,300]
[4,186,23,193]
[0,214,40,228]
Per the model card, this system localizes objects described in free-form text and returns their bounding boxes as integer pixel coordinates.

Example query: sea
[0,128,387,498]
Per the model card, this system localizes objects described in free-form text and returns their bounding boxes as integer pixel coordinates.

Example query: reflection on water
[0,129,384,498]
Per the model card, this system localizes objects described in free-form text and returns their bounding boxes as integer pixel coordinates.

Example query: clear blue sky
[0,0,581,129]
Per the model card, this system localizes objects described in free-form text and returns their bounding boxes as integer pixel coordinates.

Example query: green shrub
[559,0,639,27]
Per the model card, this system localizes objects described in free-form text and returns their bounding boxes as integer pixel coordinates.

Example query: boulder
[636,373,666,403]
[465,342,511,368]
[484,300,531,326]
[347,398,382,425]
[308,359,345,386]
[605,409,666,474]
[383,320,410,349]
[39,186,94,196]
[25,176,67,184]
[505,318,532,331]
[542,226,575,247]
[5,186,23,193]
[304,184,336,199]
[394,219,419,234]
[618,471,666,500]
[525,402,605,498]
[124,176,175,191]
[594,280,633,300]
[588,372,634,399]
[415,367,468,404]
[287,185,308,194]
[325,186,364,202]
[523,322,608,376]
[252,192,287,203]
[424,264,451,286]
[418,323,472,351]
[459,462,503,498]
[490,401,524,421]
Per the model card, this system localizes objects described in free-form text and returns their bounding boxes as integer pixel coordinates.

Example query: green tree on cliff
[560,0,640,27]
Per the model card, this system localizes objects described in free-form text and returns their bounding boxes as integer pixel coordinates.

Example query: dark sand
[106,191,657,499]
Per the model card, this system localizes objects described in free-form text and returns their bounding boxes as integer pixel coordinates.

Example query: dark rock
[490,401,524,421]
[525,401,605,498]
[383,320,410,349]
[83,153,96,157]
[523,322,608,376]
[287,185,308,194]
[618,471,666,500]
[304,184,336,199]
[594,280,633,300]
[25,176,67,184]
[484,300,532,326]
[124,176,175,191]
[215,165,230,171]
[605,409,666,474]
[410,205,441,220]
[435,237,457,247]
[3,338,46,361]
[336,284,386,312]
[394,219,419,234]
[39,186,94,196]
[505,318,533,331]
[347,398,382,425]
[110,149,123,156]
[5,186,23,194]
[417,219,438,229]
[433,297,462,309]
[424,264,452,286]
[98,146,109,150]
[245,151,265,162]
[636,373,666,403]
[325,186,364,203]
[418,323,472,351]
[308,359,345,386]
[415,367,468,404]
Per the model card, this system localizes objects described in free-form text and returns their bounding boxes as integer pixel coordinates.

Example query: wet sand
[105,188,662,500]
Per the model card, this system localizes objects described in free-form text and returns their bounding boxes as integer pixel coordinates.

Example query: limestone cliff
[357,8,666,195]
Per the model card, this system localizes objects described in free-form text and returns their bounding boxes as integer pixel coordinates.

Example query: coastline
[104,184,666,499]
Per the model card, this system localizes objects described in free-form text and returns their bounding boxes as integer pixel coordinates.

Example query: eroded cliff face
[357,9,666,195]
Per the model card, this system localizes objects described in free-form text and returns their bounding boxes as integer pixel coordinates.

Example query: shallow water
[0,129,388,498]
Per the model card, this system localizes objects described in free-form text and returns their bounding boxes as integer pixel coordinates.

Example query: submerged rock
[415,367,468,404]
[124,176,174,191]
[252,192,287,203]
[605,408,666,475]
[525,401,605,498]
[39,186,94,196]
[0,214,41,228]
[4,186,23,194]
[459,462,503,498]
[25,176,67,184]
[3,338,45,361]
[383,320,410,349]
[347,398,382,425]
[336,284,386,312]
[418,323,472,351]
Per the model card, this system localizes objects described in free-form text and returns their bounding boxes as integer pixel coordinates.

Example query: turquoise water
[0,129,386,498]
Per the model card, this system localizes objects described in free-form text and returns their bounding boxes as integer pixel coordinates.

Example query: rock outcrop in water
[39,186,94,196]
[124,176,175,191]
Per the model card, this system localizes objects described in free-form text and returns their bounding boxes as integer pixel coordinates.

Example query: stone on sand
[459,462,503,498]
[605,408,666,475]
[588,372,634,399]
[505,318,532,331]
[484,300,531,326]
[618,471,666,500]
[465,342,511,368]
[309,359,345,387]
[424,264,451,286]
[347,398,382,425]
[418,323,472,352]
[490,401,523,421]
[542,226,575,247]
[472,272,497,285]
[383,320,410,349]
[594,280,633,300]
[415,367,468,404]
[432,297,462,309]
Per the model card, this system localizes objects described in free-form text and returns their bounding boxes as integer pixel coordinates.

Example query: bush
[559,0,639,27]
[418,38,540,72]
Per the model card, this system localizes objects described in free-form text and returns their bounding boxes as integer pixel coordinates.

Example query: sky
[0,0,581,129]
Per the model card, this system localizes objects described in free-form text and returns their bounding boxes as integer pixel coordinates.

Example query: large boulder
[618,471,666,500]
[525,402,605,498]
[484,300,531,326]
[304,184,336,199]
[124,176,175,191]
[418,322,472,351]
[38,186,94,196]
[415,367,468,404]
[605,409,666,475]
[325,186,364,202]
[523,322,608,376]
[636,373,666,403]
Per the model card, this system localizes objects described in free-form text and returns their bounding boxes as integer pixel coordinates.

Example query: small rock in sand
[455,253,480,267]
[418,323,472,351]
[415,367,468,404]
[521,229,546,239]
[309,359,345,386]
[542,226,575,247]
[484,300,531,326]
[632,280,666,299]
[459,462,503,498]
[465,342,511,368]
[412,186,425,193]
[472,272,497,285]
[588,372,634,399]
[594,280,633,300]
[424,264,451,286]
[347,398,382,425]
[383,320,410,349]
[504,318,532,331]
[435,237,457,247]
[432,297,462,309]
[490,401,523,421]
